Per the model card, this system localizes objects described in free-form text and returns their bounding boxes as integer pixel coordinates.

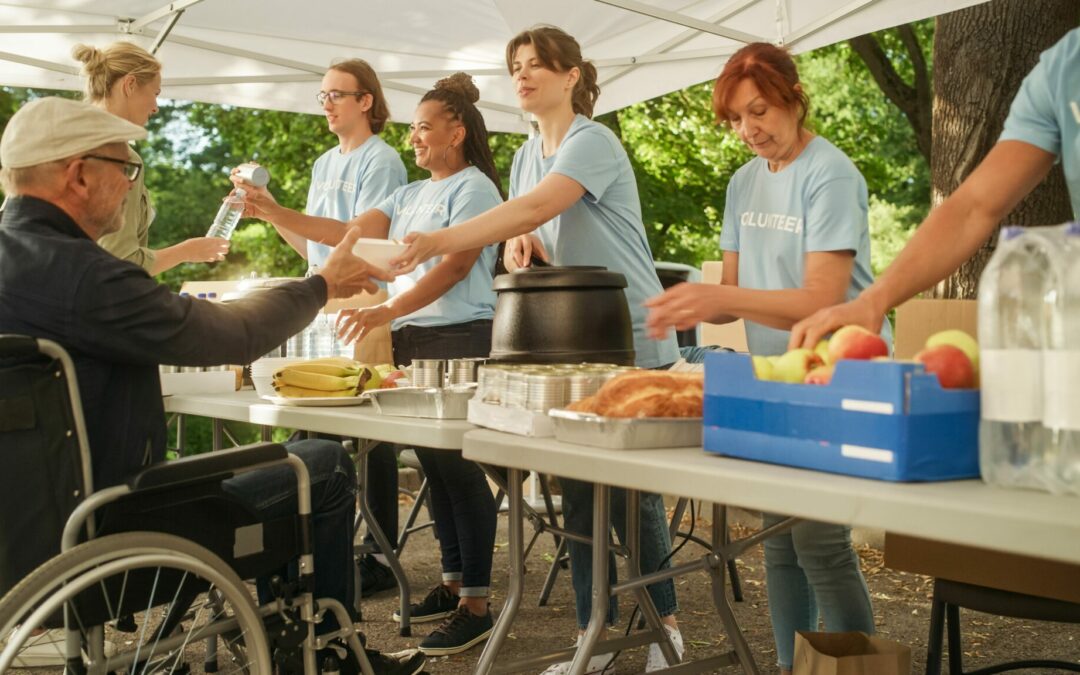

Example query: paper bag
[326,289,394,365]
[793,631,910,675]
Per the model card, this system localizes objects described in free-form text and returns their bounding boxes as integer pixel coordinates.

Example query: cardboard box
[703,351,979,481]
[893,298,977,359]
[884,533,1080,604]
[793,631,911,675]
[700,262,749,352]
[886,297,1080,605]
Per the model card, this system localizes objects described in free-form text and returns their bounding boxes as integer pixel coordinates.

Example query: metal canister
[505,369,529,408]
[447,357,486,385]
[412,359,446,388]
[525,372,570,412]
[568,370,602,402]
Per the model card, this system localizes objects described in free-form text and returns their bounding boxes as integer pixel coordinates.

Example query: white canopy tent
[0,0,990,133]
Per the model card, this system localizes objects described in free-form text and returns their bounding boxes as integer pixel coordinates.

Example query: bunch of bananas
[273,357,382,398]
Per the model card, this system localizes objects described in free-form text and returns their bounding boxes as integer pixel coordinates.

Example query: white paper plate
[350,238,407,271]
[262,393,369,407]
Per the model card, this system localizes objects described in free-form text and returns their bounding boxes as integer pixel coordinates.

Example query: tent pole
[150,10,184,54]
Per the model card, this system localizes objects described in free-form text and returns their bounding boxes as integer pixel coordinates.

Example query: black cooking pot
[488,266,635,365]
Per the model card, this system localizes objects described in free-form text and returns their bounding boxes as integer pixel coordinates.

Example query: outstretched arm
[789,140,1055,349]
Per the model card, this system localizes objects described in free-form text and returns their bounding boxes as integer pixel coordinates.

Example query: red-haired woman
[645,43,884,674]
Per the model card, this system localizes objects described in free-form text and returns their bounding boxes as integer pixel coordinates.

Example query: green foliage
[3,24,934,281]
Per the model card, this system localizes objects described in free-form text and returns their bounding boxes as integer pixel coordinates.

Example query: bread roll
[585,371,703,418]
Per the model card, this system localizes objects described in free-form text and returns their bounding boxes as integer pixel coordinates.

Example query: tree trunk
[928,0,1077,299]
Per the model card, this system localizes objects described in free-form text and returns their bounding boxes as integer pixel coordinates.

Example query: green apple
[751,355,774,381]
[772,348,825,383]
[814,339,831,365]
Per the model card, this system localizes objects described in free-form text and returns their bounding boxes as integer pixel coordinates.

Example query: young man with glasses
[237,59,408,598]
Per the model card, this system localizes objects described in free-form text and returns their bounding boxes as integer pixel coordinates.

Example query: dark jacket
[0,196,327,489]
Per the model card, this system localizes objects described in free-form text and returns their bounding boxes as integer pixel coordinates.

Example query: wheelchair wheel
[0,532,272,674]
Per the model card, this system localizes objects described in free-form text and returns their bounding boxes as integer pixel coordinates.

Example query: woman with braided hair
[242,72,505,657]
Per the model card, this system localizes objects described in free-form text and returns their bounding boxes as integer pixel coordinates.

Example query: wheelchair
[0,335,373,674]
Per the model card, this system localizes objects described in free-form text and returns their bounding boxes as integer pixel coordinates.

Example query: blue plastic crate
[703,351,979,481]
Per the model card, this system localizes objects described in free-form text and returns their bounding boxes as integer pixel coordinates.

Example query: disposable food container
[548,409,703,449]
[369,385,474,419]
[703,352,980,481]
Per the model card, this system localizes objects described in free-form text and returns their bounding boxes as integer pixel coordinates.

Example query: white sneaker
[645,625,684,671]
[539,636,616,674]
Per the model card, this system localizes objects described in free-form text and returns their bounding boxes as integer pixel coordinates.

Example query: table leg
[626,489,679,667]
[475,467,524,675]
[568,483,611,675]
[709,504,760,675]
[352,439,412,636]
[212,418,223,451]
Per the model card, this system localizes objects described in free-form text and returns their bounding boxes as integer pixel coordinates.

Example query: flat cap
[0,97,147,169]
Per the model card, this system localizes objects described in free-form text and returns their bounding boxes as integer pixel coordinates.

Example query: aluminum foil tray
[548,409,703,449]
[368,385,475,419]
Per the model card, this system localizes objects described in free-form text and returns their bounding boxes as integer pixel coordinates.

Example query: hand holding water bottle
[229,162,279,221]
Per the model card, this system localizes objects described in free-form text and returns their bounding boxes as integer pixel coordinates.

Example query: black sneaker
[357,555,397,598]
[417,606,494,656]
[364,648,426,675]
[320,641,425,675]
[392,584,458,623]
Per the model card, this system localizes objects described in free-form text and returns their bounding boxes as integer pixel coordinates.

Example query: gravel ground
[359,500,1080,674]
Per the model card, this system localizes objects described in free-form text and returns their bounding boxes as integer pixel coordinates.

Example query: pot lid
[492,266,628,291]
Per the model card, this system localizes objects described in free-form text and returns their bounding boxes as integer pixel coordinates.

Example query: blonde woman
[74,41,228,274]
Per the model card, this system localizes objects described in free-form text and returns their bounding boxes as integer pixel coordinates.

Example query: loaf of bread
[567,371,703,418]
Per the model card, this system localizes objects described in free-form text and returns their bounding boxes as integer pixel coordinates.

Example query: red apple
[914,344,976,389]
[827,325,889,363]
[804,364,835,385]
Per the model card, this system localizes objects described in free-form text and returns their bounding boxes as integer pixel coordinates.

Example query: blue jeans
[392,319,497,598]
[223,439,357,633]
[560,479,679,629]
[762,514,875,670]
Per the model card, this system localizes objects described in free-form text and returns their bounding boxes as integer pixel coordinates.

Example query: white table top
[165,390,474,449]
[463,429,1080,565]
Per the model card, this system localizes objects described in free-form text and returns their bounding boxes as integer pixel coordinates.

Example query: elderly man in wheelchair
[0,97,426,675]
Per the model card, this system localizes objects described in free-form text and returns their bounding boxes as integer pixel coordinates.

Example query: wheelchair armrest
[128,442,289,490]
[0,334,41,359]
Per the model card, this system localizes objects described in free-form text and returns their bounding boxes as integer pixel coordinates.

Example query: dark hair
[420,72,504,199]
[328,58,391,133]
[505,25,600,119]
[712,42,809,127]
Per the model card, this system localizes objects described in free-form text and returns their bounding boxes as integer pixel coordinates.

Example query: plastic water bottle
[978,226,1053,491]
[1045,222,1080,495]
[206,188,246,239]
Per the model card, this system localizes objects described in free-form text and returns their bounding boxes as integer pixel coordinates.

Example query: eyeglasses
[316,90,368,106]
[82,155,142,182]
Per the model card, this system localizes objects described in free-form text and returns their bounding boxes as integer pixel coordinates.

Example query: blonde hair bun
[71,44,106,74]
[433,72,480,104]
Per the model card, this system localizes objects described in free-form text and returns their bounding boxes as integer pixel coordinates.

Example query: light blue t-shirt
[377,166,502,331]
[999,26,1080,218]
[509,114,680,369]
[719,136,893,356]
[305,135,407,267]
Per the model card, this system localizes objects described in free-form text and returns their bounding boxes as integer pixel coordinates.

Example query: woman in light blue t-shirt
[646,43,880,675]
[393,26,683,674]
[245,73,506,658]
[793,26,1079,347]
